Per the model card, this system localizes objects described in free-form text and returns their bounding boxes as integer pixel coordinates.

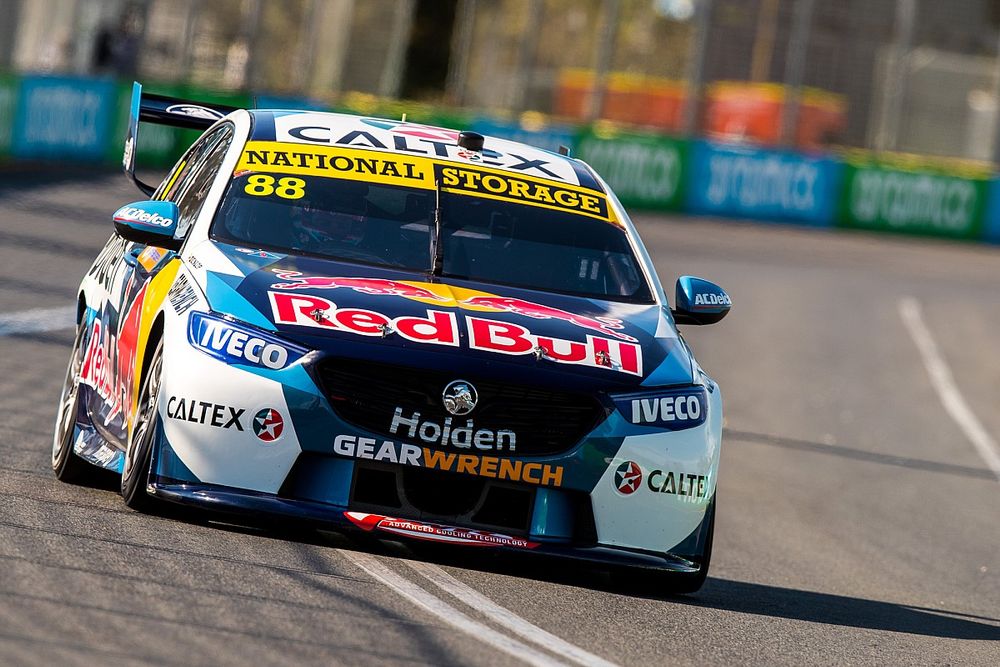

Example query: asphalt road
[0,170,997,666]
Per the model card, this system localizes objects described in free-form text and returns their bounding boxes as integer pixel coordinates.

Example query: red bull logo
[271,271,447,301]
[270,272,636,342]
[269,292,460,346]
[465,316,642,376]
[268,291,643,376]
[461,296,635,342]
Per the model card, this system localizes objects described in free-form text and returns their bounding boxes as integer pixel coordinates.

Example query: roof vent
[457,131,485,152]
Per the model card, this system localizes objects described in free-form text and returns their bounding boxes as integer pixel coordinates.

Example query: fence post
[682,0,712,136]
[178,0,200,84]
[0,0,21,69]
[511,0,543,112]
[874,0,916,152]
[242,0,263,88]
[750,0,779,82]
[780,0,815,147]
[445,0,476,107]
[991,28,1000,164]
[378,0,416,99]
[587,0,621,122]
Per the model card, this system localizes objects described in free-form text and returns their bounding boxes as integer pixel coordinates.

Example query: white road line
[405,560,618,667]
[0,306,76,336]
[341,551,569,667]
[898,297,1000,482]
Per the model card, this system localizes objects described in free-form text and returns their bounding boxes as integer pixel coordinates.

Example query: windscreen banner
[574,130,686,211]
[685,140,840,225]
[11,75,116,161]
[0,74,15,157]
[837,161,987,240]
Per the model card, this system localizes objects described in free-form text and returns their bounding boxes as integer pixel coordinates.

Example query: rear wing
[124,81,241,195]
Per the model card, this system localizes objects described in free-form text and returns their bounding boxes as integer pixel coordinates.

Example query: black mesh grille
[316,357,608,456]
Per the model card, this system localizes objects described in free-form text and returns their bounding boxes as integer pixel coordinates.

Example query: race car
[52,83,731,593]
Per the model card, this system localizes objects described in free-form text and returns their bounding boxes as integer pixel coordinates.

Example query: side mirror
[113,200,182,250]
[672,275,731,325]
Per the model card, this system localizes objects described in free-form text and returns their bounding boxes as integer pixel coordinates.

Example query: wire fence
[2,0,1000,163]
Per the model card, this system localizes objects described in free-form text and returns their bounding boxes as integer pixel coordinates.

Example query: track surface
[1,170,998,666]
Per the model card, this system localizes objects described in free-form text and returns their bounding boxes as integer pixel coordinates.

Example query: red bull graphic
[270,272,635,342]
[268,291,643,376]
[79,282,149,427]
[461,296,635,342]
[269,292,460,346]
[465,316,642,376]
[271,271,447,301]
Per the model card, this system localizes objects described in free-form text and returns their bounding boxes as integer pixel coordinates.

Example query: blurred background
[4,0,1000,243]
[6,0,1000,159]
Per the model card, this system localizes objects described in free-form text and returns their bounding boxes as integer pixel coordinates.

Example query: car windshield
[212,170,653,303]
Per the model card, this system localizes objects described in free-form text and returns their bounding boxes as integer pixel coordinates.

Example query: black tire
[614,496,715,596]
[52,318,104,484]
[121,337,163,512]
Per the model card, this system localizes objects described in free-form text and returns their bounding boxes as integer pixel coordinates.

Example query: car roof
[246,109,604,193]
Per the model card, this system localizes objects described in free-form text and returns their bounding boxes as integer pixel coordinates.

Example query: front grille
[316,357,608,457]
[350,461,534,533]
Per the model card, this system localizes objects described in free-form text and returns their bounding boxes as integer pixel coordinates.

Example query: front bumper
[157,312,723,560]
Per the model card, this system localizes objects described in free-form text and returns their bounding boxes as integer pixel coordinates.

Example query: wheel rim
[53,322,85,465]
[124,348,161,484]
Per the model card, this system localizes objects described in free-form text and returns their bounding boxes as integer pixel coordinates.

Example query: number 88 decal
[244,174,306,200]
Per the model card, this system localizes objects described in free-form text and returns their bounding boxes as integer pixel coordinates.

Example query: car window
[156,124,234,237]
[212,172,653,303]
[154,136,208,202]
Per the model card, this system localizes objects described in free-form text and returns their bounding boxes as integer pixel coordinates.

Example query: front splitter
[151,479,700,573]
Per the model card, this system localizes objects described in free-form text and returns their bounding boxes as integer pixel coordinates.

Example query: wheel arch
[137,312,165,397]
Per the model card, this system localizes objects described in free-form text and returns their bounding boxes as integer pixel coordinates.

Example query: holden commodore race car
[52,83,731,593]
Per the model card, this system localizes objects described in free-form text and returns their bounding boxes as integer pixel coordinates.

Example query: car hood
[189,241,694,390]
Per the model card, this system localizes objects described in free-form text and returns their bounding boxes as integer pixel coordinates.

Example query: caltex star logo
[253,408,284,442]
[614,461,642,495]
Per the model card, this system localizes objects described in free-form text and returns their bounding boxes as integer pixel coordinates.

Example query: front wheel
[121,338,163,511]
[52,318,103,484]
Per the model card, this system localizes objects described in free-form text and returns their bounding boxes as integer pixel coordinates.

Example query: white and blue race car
[52,83,731,593]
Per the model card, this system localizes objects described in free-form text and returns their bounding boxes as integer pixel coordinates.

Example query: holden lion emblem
[442,380,478,416]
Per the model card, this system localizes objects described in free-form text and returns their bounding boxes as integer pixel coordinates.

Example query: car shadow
[194,518,1000,642]
[437,545,1000,640]
[674,577,1000,640]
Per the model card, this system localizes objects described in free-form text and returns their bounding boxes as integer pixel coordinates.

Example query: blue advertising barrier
[686,140,841,226]
[11,75,117,160]
[983,178,1000,244]
[470,117,576,154]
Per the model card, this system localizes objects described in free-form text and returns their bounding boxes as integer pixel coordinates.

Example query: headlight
[611,386,708,430]
[187,311,308,371]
